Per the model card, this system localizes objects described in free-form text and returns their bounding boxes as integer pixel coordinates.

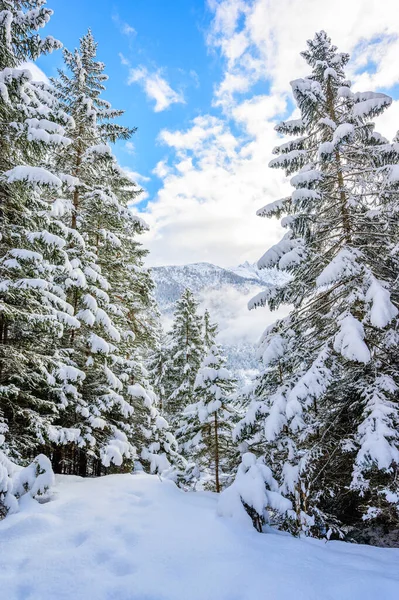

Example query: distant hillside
[151,262,283,381]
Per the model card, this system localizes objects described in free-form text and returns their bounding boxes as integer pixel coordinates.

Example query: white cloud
[128,66,185,112]
[122,23,136,36]
[20,61,49,83]
[208,0,399,100]
[375,99,399,139]
[112,14,136,37]
[119,52,130,66]
[141,108,287,267]
[197,285,288,346]
[141,0,399,270]
[124,141,135,155]
[189,69,200,88]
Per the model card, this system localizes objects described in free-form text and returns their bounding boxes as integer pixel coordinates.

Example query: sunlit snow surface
[1,473,398,599]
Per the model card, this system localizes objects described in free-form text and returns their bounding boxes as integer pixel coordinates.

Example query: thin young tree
[177,345,237,492]
[165,288,205,423]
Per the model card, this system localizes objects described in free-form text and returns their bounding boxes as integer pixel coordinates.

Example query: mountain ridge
[151,260,275,313]
[151,261,281,380]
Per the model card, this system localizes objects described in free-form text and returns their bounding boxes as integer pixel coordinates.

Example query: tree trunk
[78,448,88,477]
[214,411,220,493]
[52,446,63,474]
[325,77,352,243]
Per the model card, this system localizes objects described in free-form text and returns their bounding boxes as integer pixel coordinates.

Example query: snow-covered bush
[13,454,55,502]
[0,440,55,520]
[218,453,292,532]
[127,383,186,479]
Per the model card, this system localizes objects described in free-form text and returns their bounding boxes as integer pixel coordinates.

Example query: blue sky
[35,0,228,208]
[33,0,399,271]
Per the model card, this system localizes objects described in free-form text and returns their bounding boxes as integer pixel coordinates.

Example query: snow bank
[0,473,398,599]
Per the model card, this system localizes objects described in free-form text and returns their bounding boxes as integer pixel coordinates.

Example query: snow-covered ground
[1,473,399,600]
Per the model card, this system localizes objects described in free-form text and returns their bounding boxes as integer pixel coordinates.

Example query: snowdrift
[0,473,398,599]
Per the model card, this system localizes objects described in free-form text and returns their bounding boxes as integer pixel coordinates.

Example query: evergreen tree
[166,288,204,422]
[0,0,82,461]
[177,345,237,492]
[147,332,173,412]
[203,309,218,350]
[46,30,163,475]
[236,31,399,538]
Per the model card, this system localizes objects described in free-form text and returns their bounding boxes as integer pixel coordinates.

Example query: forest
[1,2,399,599]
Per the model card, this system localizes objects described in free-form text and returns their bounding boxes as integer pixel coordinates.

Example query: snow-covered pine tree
[0,1,84,462]
[147,331,173,412]
[43,30,157,475]
[91,148,169,474]
[127,372,185,478]
[47,30,172,477]
[203,309,218,351]
[165,288,205,423]
[177,344,237,492]
[236,31,399,539]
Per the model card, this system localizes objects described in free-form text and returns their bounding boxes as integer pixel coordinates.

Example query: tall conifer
[0,0,80,460]
[237,31,399,537]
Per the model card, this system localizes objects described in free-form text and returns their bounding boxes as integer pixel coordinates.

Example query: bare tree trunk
[326,78,352,243]
[52,446,63,474]
[78,448,87,477]
[214,411,220,493]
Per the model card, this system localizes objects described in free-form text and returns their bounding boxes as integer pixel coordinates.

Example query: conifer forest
[1,2,399,599]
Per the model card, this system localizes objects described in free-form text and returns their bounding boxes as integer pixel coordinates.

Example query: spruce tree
[236,31,399,538]
[47,30,163,475]
[147,332,173,412]
[203,309,218,350]
[0,0,83,461]
[166,288,205,423]
[177,345,237,492]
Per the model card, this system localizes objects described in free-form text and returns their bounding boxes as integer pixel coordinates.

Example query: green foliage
[0,13,177,478]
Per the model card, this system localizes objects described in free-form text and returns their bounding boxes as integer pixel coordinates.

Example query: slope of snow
[1,473,398,600]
